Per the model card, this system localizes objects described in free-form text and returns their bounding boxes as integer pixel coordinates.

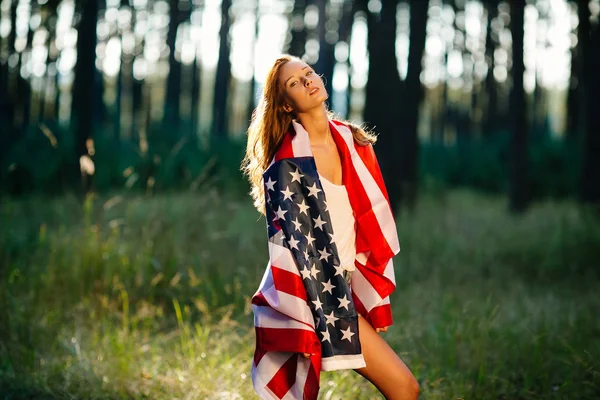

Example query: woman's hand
[302,353,314,358]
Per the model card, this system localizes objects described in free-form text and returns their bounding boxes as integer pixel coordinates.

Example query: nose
[303,77,311,87]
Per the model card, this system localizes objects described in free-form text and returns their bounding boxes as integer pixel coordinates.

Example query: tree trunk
[163,0,184,132]
[247,0,259,125]
[580,0,600,204]
[508,0,528,213]
[288,0,308,57]
[188,55,199,139]
[212,0,232,138]
[484,0,498,136]
[339,0,356,119]
[362,0,403,215]
[71,0,99,194]
[569,0,590,142]
[316,0,335,103]
[400,0,429,209]
[2,0,18,129]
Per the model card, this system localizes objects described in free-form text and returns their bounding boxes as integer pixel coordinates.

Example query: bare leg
[353,314,420,400]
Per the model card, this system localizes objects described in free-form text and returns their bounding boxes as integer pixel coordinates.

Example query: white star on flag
[275,206,287,220]
[300,266,312,280]
[313,215,326,230]
[305,232,315,248]
[288,235,300,250]
[307,183,322,198]
[312,297,323,311]
[328,232,336,244]
[318,247,331,261]
[310,263,320,279]
[324,311,339,326]
[292,217,302,232]
[333,264,345,276]
[289,168,304,183]
[340,326,355,342]
[320,328,331,342]
[265,177,276,191]
[337,294,351,310]
[296,199,310,215]
[281,186,294,201]
[321,279,336,294]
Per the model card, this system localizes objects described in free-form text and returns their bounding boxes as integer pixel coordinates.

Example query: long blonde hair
[240,54,377,215]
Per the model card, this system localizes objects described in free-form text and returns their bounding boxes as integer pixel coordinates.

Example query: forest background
[1,0,599,398]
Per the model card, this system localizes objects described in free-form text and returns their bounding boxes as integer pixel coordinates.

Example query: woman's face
[278,60,328,114]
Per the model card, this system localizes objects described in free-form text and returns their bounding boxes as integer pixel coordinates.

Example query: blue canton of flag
[264,157,362,360]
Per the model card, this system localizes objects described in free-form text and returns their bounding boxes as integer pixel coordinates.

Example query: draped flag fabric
[251,119,401,399]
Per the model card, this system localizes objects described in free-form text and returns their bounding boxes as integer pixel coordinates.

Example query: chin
[314,92,328,104]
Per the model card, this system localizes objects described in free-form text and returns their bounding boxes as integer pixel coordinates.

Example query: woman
[241,54,419,400]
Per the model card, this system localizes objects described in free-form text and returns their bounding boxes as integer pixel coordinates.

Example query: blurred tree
[361,0,403,214]
[450,0,470,139]
[191,43,202,138]
[0,0,18,130]
[212,0,232,137]
[72,0,100,194]
[15,1,36,132]
[567,0,588,139]
[508,0,528,212]
[484,0,499,136]
[288,0,309,57]
[531,5,549,138]
[40,0,61,121]
[338,0,356,118]
[580,1,600,204]
[316,0,335,102]
[401,0,429,209]
[164,0,192,132]
[247,0,259,125]
[115,0,129,142]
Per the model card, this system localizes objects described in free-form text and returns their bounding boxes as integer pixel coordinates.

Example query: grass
[0,189,599,399]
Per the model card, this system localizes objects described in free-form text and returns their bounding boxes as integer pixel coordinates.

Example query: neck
[296,105,331,146]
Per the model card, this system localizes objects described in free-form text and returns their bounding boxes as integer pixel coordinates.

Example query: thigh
[353,314,419,399]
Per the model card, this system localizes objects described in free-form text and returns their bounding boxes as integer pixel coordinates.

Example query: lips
[309,87,319,96]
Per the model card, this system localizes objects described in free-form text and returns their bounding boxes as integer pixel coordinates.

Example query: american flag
[251,119,400,400]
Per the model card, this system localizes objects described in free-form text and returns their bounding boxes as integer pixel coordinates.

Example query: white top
[318,173,356,273]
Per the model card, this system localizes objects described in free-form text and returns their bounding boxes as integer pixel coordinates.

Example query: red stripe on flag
[354,141,391,204]
[329,121,393,266]
[303,360,321,400]
[274,132,295,161]
[271,265,307,301]
[368,303,393,328]
[351,292,393,329]
[256,327,320,354]
[266,353,298,398]
[357,259,395,297]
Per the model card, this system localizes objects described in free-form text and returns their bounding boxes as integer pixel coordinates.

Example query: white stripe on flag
[383,258,396,285]
[268,241,300,276]
[291,120,314,157]
[282,357,312,400]
[253,304,315,331]
[350,267,383,313]
[252,352,295,399]
[262,269,315,328]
